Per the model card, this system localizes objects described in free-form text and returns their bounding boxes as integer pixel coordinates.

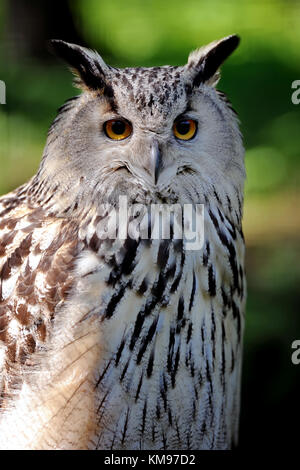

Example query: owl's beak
[149,141,163,185]
[131,140,165,187]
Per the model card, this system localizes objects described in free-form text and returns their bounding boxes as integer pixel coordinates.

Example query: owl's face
[41,36,244,210]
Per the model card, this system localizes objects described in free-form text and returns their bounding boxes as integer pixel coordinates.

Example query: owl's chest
[72,233,242,449]
[79,237,202,371]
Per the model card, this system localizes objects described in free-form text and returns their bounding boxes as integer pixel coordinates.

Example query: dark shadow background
[0,0,299,450]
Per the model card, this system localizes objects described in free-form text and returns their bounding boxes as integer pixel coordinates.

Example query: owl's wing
[0,191,81,411]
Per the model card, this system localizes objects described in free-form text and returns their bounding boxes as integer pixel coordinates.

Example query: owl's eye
[104,119,132,140]
[173,119,197,141]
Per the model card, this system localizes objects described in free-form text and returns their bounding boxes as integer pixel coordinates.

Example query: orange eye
[173,119,197,141]
[104,119,132,140]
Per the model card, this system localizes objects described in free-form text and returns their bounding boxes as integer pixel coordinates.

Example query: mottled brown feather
[0,194,82,408]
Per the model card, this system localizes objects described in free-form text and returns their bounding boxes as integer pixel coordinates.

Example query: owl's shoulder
[0,190,85,408]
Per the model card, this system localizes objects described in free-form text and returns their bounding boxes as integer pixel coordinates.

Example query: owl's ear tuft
[49,40,110,92]
[187,35,240,87]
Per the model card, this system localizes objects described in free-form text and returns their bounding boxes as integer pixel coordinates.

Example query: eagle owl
[0,35,245,450]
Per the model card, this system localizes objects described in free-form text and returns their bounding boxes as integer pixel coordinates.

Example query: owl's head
[38,36,244,212]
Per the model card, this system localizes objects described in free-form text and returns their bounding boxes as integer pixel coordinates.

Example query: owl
[0,35,245,450]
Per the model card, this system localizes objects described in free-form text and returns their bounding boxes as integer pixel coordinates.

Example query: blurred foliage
[0,0,299,449]
[74,0,300,65]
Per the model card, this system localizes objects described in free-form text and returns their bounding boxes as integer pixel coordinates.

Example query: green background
[0,0,299,448]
